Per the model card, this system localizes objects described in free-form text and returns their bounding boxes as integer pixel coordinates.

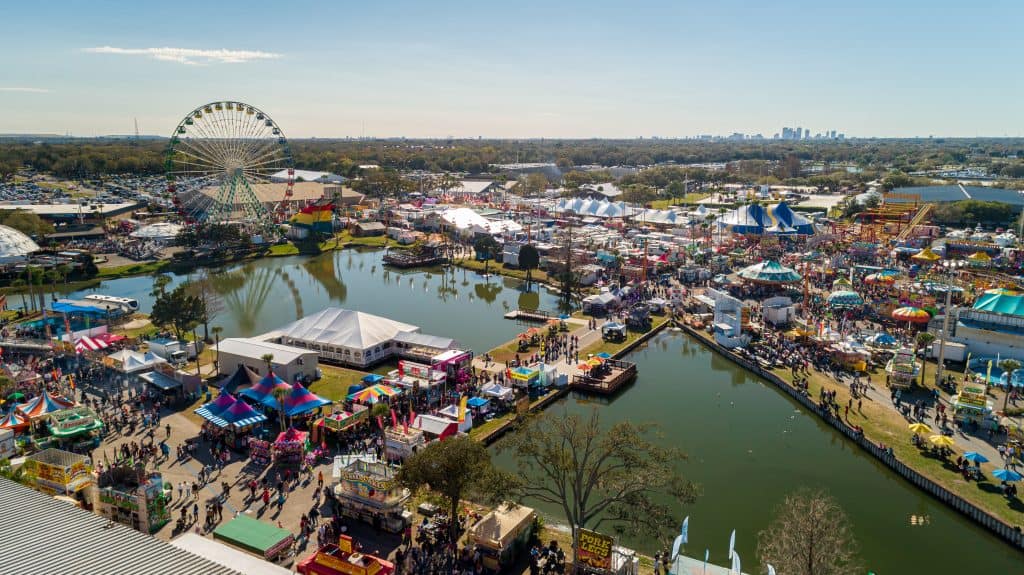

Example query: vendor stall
[214,515,295,562]
[508,365,541,389]
[952,382,995,426]
[18,389,75,419]
[23,448,96,507]
[384,425,426,461]
[470,503,537,572]
[347,384,401,405]
[196,395,268,449]
[272,428,308,467]
[331,454,412,533]
[96,466,170,534]
[44,406,104,450]
[297,535,394,575]
[885,347,921,390]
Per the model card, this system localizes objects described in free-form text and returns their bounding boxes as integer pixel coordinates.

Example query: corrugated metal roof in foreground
[0,478,241,575]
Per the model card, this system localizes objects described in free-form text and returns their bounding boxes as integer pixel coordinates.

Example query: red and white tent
[74,336,110,353]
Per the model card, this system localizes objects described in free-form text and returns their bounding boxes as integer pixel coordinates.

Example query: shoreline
[677,321,1024,551]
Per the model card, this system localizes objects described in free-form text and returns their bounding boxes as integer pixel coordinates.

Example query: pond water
[28,250,1024,571]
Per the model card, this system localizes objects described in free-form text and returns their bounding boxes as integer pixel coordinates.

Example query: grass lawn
[97,260,169,278]
[309,364,373,402]
[268,232,393,258]
[647,193,710,209]
[582,315,671,357]
[691,328,1024,526]
[468,413,516,440]
[456,258,549,284]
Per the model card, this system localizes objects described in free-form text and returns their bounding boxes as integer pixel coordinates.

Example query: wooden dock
[503,308,552,322]
[382,251,446,268]
[570,358,637,395]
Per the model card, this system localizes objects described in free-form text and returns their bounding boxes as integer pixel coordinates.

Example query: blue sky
[1,0,1021,138]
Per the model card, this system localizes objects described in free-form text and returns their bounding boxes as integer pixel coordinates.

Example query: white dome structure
[0,224,40,263]
[130,222,183,242]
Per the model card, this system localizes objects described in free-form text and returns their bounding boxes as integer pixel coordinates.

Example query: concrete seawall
[678,321,1024,550]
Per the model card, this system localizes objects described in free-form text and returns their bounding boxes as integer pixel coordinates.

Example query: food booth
[384,425,426,461]
[44,407,104,451]
[332,454,412,533]
[885,347,920,390]
[23,448,96,507]
[952,382,995,426]
[469,503,536,572]
[387,360,446,404]
[297,535,394,575]
[508,365,541,390]
[430,349,473,384]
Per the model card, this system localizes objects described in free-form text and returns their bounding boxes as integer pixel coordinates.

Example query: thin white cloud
[83,46,281,65]
[0,87,51,93]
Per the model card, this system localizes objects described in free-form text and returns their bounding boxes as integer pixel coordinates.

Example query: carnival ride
[165,101,295,230]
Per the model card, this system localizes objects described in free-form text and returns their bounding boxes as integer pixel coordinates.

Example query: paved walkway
[471,317,612,379]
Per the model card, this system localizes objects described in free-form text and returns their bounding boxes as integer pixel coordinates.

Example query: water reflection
[473,282,502,304]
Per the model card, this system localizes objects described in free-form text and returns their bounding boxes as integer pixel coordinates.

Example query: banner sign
[577,528,613,571]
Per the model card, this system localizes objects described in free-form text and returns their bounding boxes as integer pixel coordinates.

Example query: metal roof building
[0,477,241,575]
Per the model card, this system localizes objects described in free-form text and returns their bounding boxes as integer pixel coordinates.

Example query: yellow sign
[576,528,613,571]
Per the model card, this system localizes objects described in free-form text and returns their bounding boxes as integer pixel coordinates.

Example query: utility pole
[935,286,953,385]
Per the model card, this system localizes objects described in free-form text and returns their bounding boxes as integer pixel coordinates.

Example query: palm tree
[211,326,223,375]
[915,332,936,387]
[262,353,286,430]
[998,358,1021,414]
[11,279,27,311]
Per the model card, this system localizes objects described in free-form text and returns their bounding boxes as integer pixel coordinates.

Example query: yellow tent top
[912,247,941,262]
[967,251,992,262]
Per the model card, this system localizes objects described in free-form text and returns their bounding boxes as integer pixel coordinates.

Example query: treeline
[931,200,1020,226]
[1,138,1022,180]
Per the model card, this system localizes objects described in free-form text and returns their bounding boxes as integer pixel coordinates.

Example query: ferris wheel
[165,101,295,227]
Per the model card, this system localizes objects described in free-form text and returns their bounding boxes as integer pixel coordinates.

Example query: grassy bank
[689,328,1024,527]
[454,257,550,284]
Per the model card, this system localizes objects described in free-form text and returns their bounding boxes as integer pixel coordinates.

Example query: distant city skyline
[1,0,1022,139]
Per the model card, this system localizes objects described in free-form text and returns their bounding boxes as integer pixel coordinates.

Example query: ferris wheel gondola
[165,101,295,229]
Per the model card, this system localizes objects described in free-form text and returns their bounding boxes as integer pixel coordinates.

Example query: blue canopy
[283,382,332,417]
[466,397,489,408]
[51,301,108,316]
[362,374,384,384]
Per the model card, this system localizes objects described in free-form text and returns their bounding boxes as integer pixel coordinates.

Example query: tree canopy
[150,281,204,341]
[396,436,514,543]
[757,488,861,575]
[518,244,540,290]
[501,408,697,541]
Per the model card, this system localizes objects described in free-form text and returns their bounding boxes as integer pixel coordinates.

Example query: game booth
[194,391,269,449]
[298,535,395,575]
[331,454,412,533]
[311,405,370,445]
[214,514,295,563]
[96,465,171,534]
[272,428,309,468]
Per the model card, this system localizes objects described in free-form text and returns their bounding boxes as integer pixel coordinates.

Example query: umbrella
[908,422,931,434]
[558,314,570,320]
[6,392,24,402]
[993,468,1023,482]
[892,307,932,324]
[595,352,612,359]
[962,452,989,464]
[346,383,401,404]
[865,273,896,284]
[928,435,955,448]
[577,363,592,371]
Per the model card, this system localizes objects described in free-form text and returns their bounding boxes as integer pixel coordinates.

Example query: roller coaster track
[895,203,935,243]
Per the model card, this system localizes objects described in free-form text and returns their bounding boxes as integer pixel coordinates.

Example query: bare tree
[502,408,697,543]
[757,488,862,575]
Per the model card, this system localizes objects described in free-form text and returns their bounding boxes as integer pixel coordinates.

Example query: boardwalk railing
[679,322,1024,550]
